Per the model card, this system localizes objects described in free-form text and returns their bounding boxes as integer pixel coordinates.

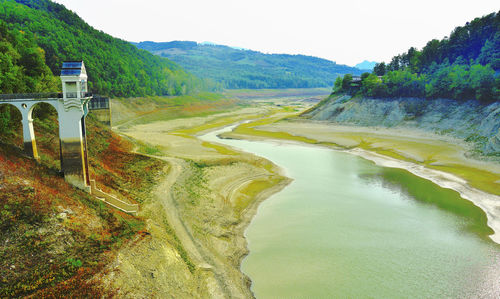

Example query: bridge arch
[27,100,60,119]
[29,102,62,171]
[0,103,23,148]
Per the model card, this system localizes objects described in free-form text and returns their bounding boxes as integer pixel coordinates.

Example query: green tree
[361,73,382,97]
[469,64,496,102]
[333,76,343,92]
[477,32,500,70]
[373,62,386,76]
[341,74,353,90]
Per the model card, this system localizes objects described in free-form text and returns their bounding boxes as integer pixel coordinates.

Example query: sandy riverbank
[104,105,292,297]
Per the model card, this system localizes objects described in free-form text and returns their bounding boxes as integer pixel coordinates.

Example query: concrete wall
[89,109,111,127]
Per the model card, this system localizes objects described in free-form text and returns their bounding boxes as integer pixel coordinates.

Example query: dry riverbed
[104,105,292,297]
[103,93,500,296]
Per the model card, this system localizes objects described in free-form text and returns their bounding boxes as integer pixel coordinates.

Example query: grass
[136,140,164,156]
[201,141,240,155]
[112,92,244,128]
[233,177,283,214]
[0,143,137,298]
[171,112,262,136]
[429,164,500,196]
[231,111,318,144]
[162,218,196,273]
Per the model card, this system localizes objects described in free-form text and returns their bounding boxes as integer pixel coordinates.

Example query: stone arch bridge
[0,61,137,213]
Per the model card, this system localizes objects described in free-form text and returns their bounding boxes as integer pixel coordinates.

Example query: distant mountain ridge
[134,41,364,89]
[355,60,378,71]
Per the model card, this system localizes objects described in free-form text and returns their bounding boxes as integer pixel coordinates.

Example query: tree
[477,32,500,70]
[361,73,382,96]
[469,64,496,102]
[341,74,353,90]
[333,76,342,92]
[388,55,401,71]
[373,62,386,76]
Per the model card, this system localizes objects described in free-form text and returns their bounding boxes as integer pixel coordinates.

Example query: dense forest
[134,41,365,89]
[334,11,500,102]
[0,21,58,94]
[0,0,216,97]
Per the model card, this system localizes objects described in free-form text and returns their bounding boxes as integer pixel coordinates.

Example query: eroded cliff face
[304,95,500,155]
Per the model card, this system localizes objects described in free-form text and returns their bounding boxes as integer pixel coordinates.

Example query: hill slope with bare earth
[304,95,500,156]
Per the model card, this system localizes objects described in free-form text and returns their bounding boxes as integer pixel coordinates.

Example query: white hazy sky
[53,0,498,66]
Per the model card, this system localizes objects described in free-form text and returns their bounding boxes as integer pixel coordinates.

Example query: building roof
[61,61,87,76]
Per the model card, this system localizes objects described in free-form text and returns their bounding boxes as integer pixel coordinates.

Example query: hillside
[0,106,167,297]
[303,95,500,156]
[134,41,364,89]
[334,11,499,102]
[0,0,215,97]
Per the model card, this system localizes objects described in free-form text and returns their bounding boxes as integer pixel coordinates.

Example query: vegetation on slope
[334,11,500,102]
[111,92,241,128]
[0,20,58,94]
[0,103,166,297]
[0,0,216,97]
[134,41,364,89]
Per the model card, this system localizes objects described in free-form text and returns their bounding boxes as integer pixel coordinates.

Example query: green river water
[202,128,500,298]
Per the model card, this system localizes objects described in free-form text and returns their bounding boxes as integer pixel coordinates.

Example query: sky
[53,0,499,66]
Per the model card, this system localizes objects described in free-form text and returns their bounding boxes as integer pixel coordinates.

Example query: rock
[307,96,500,156]
[63,207,74,215]
[485,130,500,154]
[57,212,67,220]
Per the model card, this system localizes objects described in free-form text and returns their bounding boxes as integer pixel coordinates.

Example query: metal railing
[88,95,110,110]
[0,92,93,101]
[66,92,92,98]
[0,92,63,101]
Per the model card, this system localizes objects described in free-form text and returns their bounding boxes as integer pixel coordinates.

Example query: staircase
[90,180,139,214]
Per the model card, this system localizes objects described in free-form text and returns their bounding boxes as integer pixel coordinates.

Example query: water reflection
[359,166,494,239]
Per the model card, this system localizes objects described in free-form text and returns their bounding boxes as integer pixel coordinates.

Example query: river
[201,126,500,298]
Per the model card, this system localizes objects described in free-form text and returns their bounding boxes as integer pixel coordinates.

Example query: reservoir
[201,127,500,298]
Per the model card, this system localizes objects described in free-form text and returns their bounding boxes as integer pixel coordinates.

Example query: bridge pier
[21,108,39,160]
[58,109,90,191]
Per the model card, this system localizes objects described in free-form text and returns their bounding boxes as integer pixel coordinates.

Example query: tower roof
[61,61,87,76]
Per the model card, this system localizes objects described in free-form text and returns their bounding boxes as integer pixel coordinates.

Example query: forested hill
[134,41,365,89]
[334,11,500,102]
[0,0,215,97]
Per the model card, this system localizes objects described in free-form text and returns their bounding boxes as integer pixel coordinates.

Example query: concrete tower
[59,61,92,191]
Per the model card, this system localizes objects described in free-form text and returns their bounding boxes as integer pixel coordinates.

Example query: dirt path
[153,156,237,298]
